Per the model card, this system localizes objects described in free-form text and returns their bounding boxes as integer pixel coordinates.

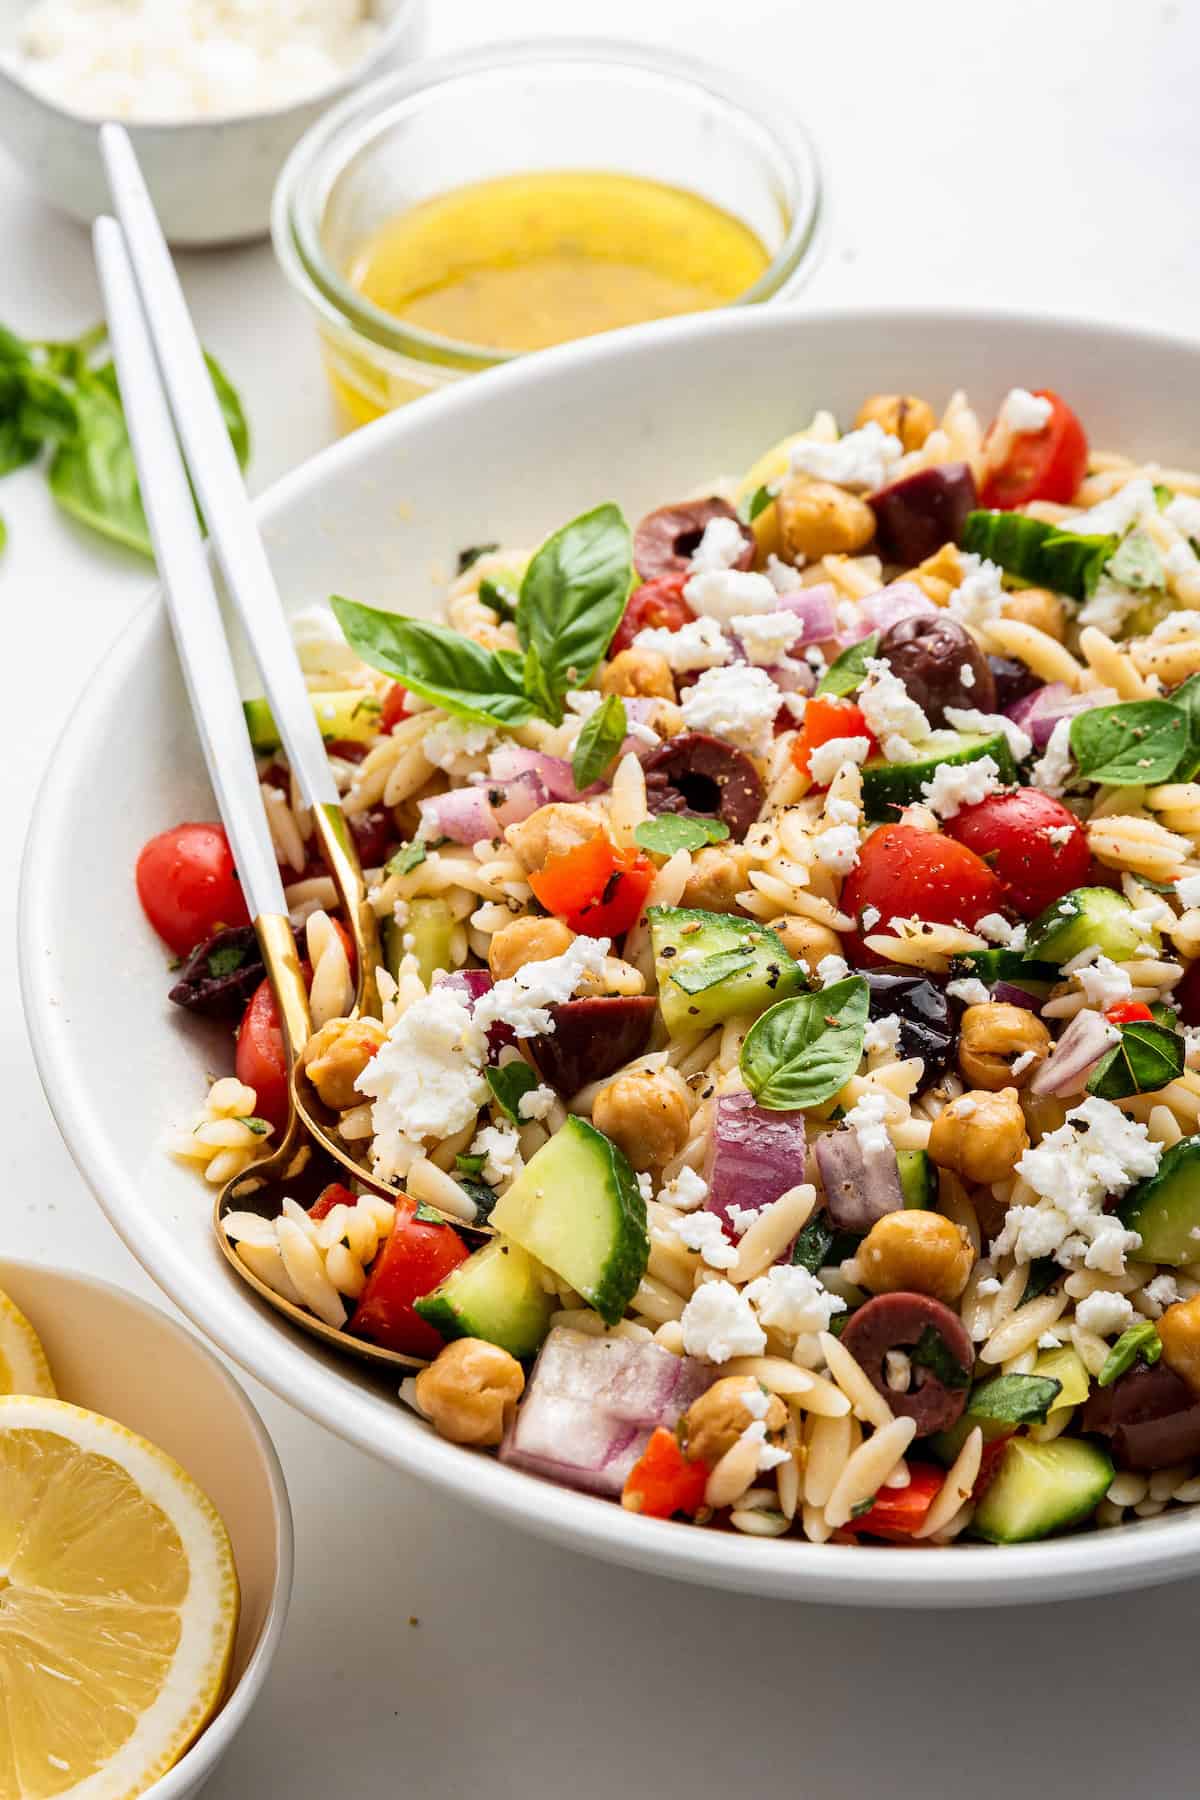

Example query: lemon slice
[0,1289,56,1398]
[0,1395,240,1800]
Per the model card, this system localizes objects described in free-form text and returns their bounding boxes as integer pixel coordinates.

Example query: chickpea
[1156,1296,1200,1397]
[592,1066,690,1171]
[488,915,575,981]
[300,1016,386,1112]
[858,1209,975,1303]
[679,845,750,914]
[928,1087,1028,1187]
[601,648,676,702]
[909,541,963,606]
[770,915,843,973]
[957,1003,1051,1090]
[414,1338,525,1447]
[682,1376,786,1466]
[775,478,876,562]
[1001,587,1067,642]
[854,393,937,454]
[506,802,604,874]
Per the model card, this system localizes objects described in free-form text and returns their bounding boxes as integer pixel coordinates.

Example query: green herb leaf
[739,975,869,1110]
[850,1495,878,1519]
[485,1061,539,1125]
[1069,699,1191,786]
[478,574,519,621]
[204,351,251,470]
[967,1373,1062,1425]
[572,694,627,789]
[791,1215,835,1274]
[0,414,39,478]
[1154,483,1174,510]
[385,839,427,878]
[670,948,756,995]
[743,483,773,523]
[1108,527,1163,592]
[634,814,731,856]
[413,1200,446,1222]
[206,942,250,978]
[1166,671,1200,783]
[457,542,499,575]
[48,370,152,555]
[1098,1319,1163,1388]
[1019,1257,1060,1305]
[516,503,634,723]
[455,1152,487,1176]
[241,1116,272,1136]
[330,597,537,727]
[816,632,879,698]
[457,1176,500,1221]
[1087,1020,1184,1100]
[910,1324,971,1390]
[18,367,78,443]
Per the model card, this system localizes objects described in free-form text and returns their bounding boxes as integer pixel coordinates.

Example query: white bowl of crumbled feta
[22,302,1200,1606]
[0,0,425,244]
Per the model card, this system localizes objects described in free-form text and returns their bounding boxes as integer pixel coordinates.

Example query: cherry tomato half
[791,694,878,780]
[980,389,1088,510]
[309,1182,357,1223]
[235,976,292,1132]
[136,822,251,957]
[529,837,654,938]
[608,574,694,658]
[621,1427,709,1519]
[944,788,1090,916]
[841,824,1003,965]
[1106,1000,1155,1026]
[380,683,411,732]
[348,1196,469,1359]
[843,1463,944,1540]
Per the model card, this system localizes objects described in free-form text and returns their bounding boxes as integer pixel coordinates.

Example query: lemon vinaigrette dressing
[346,169,770,359]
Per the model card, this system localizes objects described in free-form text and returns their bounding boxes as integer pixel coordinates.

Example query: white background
[3,2,1199,1794]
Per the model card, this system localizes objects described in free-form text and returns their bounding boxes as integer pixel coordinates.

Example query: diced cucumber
[929,1410,1011,1469]
[1118,1134,1200,1265]
[489,1115,649,1325]
[972,1437,1113,1543]
[1025,886,1156,966]
[244,688,381,754]
[414,1237,553,1358]
[648,906,806,1036]
[949,948,1060,993]
[387,896,457,990]
[860,732,1017,822]
[960,511,1116,600]
[897,1148,937,1209]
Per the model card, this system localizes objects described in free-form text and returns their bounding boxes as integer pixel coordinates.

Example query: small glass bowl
[272,38,823,429]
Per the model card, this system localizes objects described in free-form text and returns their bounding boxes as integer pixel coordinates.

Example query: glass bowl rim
[271,35,824,371]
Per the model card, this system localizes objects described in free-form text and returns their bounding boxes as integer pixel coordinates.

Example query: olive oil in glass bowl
[272,40,823,427]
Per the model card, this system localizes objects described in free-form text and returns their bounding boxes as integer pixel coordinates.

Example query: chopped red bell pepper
[529,836,654,937]
[621,1427,709,1519]
[1105,1000,1155,1025]
[791,694,878,780]
[309,1182,357,1223]
[843,1462,944,1540]
[380,683,411,732]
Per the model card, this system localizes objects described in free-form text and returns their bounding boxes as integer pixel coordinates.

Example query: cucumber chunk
[244,689,381,754]
[960,511,1116,600]
[949,948,1060,993]
[387,896,456,990]
[1119,1134,1200,1265]
[897,1148,937,1209]
[1025,886,1156,966]
[860,731,1017,822]
[414,1237,553,1358]
[973,1437,1113,1543]
[648,906,806,1036]
[490,1115,649,1325]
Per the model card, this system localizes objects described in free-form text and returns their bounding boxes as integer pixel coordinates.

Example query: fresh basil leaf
[791,1215,835,1274]
[18,367,78,443]
[670,948,756,995]
[1087,1020,1184,1100]
[0,413,39,478]
[1154,483,1174,510]
[477,574,520,622]
[0,512,6,553]
[910,1324,971,1390]
[485,1061,539,1125]
[331,597,537,727]
[743,483,773,523]
[1069,699,1190,786]
[1108,527,1163,592]
[967,1373,1062,1425]
[1167,671,1200,783]
[240,1116,272,1136]
[740,975,869,1110]
[516,503,633,722]
[457,1176,500,1221]
[572,694,627,789]
[206,942,249,978]
[455,1152,487,1176]
[816,633,879,698]
[204,351,250,470]
[634,814,731,856]
[48,371,151,556]
[1098,1319,1163,1388]
[0,324,30,367]
[1019,1257,1059,1305]
[385,839,427,878]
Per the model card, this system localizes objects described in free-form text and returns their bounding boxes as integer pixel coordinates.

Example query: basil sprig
[485,1062,540,1124]
[816,633,879,698]
[910,1325,970,1390]
[333,503,634,731]
[1108,527,1164,592]
[634,814,731,856]
[385,840,427,878]
[967,1373,1062,1425]
[1098,1319,1162,1388]
[572,694,627,789]
[1069,699,1193,786]
[739,975,869,1110]
[1087,1019,1184,1100]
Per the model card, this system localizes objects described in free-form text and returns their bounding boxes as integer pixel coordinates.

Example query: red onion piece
[433,968,515,1056]
[765,659,816,696]
[814,1127,904,1233]
[706,1092,808,1235]
[856,582,938,638]
[992,981,1043,1011]
[1029,1007,1120,1098]
[1005,682,1119,750]
[487,770,549,829]
[488,745,580,802]
[776,585,838,643]
[417,786,499,844]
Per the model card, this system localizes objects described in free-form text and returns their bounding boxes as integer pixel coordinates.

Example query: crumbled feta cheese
[660,1166,709,1212]
[725,1203,759,1237]
[680,1280,767,1362]
[943,706,1034,764]
[977,912,1019,946]
[1165,494,1200,540]
[683,568,779,624]
[672,1211,738,1269]
[976,1276,1002,1297]
[730,610,807,666]
[357,987,488,1181]
[864,1014,901,1055]
[678,664,782,756]
[825,796,861,826]
[290,603,364,679]
[817,953,850,986]
[633,615,731,672]
[475,935,611,1038]
[995,1096,1161,1273]
[948,554,1006,627]
[788,421,903,493]
[960,663,976,690]
[517,1083,557,1122]
[1075,1290,1137,1337]
[766,553,803,593]
[738,1419,792,1473]
[689,515,748,573]
[424,717,498,773]
[861,905,881,931]
[946,978,991,1006]
[637,1172,654,1204]
[843,1090,891,1154]
[1070,477,1157,539]
[469,1121,524,1187]
[954,1096,978,1117]
[811,823,860,874]
[1176,874,1200,910]
[920,754,1004,820]
[1073,955,1133,1011]
[807,735,871,786]
[804,645,828,674]
[1037,1332,1063,1350]
[998,388,1054,436]
[1143,1274,1181,1311]
[1047,824,1075,847]
[1031,716,1075,796]
[858,659,932,763]
[1010,1048,1038,1076]
[1078,573,1143,637]
[744,1263,846,1336]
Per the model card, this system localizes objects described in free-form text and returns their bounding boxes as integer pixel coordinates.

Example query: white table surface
[3,2,1199,1794]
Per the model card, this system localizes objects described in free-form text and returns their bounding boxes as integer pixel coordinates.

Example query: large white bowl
[21,304,1200,1606]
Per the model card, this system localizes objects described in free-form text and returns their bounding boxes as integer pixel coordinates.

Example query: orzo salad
[141,383,1200,1547]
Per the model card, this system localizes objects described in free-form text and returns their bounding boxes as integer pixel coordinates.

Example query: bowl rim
[0,1256,294,1793]
[21,299,1200,1607]
[0,0,424,132]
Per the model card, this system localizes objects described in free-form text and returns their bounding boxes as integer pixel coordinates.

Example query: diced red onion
[766,659,816,695]
[433,968,515,1055]
[993,981,1042,1011]
[776,584,838,643]
[487,770,549,829]
[814,1127,903,1233]
[488,745,580,802]
[417,786,499,844]
[706,1092,808,1236]
[1005,683,1119,750]
[856,582,938,637]
[1029,1008,1120,1098]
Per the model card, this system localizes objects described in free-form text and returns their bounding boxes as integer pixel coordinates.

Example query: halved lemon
[0,1289,56,1399]
[0,1395,240,1800]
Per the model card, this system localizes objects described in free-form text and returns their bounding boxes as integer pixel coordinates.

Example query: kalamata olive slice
[633,498,754,583]
[864,970,957,1084]
[869,462,978,565]
[348,804,395,869]
[840,1292,974,1436]
[1079,1362,1200,1470]
[169,924,266,1017]
[988,653,1042,715]
[876,613,996,726]
[527,995,657,1096]
[642,732,764,842]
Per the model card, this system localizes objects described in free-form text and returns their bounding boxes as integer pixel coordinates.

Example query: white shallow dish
[0,0,425,245]
[21,303,1200,1606]
[0,1258,292,1798]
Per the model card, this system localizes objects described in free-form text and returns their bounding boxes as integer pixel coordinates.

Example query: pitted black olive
[863,969,957,1084]
[876,613,996,726]
[840,1292,975,1436]
[169,924,265,1017]
[642,732,764,841]
[868,462,978,565]
[988,653,1043,715]
[527,996,657,1095]
[1080,1363,1200,1471]
[633,498,754,583]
